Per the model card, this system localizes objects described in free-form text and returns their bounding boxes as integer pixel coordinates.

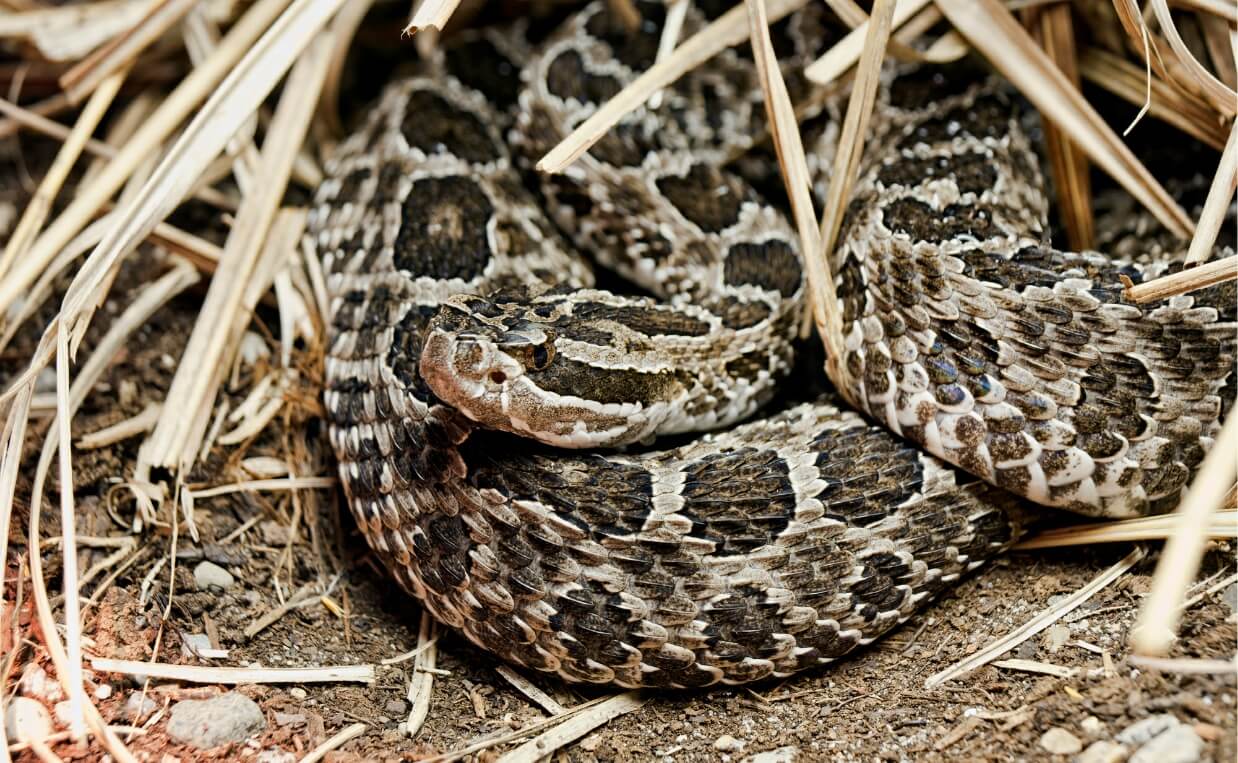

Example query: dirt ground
[2,69,1236,763]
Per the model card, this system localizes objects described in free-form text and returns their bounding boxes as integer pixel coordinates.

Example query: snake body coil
[311,3,1235,687]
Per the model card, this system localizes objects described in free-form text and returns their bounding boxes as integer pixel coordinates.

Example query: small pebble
[273,712,306,727]
[181,633,214,658]
[384,699,408,716]
[1040,727,1083,755]
[124,693,158,721]
[19,663,64,703]
[1129,724,1203,763]
[1073,740,1128,763]
[1223,582,1237,614]
[1117,714,1180,745]
[260,521,292,546]
[5,697,52,743]
[715,734,745,752]
[193,560,235,590]
[167,692,266,749]
[1046,623,1070,653]
[256,751,296,763]
[95,683,113,700]
[1079,716,1104,737]
[288,687,307,700]
[746,746,800,763]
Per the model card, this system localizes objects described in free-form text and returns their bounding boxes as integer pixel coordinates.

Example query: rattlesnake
[309,2,1236,687]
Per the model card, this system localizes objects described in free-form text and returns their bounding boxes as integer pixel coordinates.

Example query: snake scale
[309,2,1236,687]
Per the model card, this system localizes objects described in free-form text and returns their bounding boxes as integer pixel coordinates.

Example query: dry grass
[0,0,1235,759]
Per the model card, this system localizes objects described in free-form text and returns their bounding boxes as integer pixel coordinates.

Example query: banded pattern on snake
[309,2,1236,687]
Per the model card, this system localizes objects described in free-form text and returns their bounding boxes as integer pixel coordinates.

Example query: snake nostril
[489,370,507,384]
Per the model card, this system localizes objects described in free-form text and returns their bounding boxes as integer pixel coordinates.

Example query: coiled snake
[309,3,1236,687]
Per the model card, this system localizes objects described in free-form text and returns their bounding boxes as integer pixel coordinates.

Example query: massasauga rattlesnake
[308,2,1236,687]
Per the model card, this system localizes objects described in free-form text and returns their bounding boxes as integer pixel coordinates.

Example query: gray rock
[5,697,52,743]
[1041,727,1084,755]
[124,693,158,721]
[167,692,265,748]
[193,560,234,590]
[746,746,800,763]
[1074,740,1128,763]
[1129,725,1203,763]
[1117,715,1180,745]
[181,633,214,658]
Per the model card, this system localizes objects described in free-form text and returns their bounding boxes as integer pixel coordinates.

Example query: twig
[991,658,1078,678]
[187,476,335,499]
[495,692,647,763]
[298,722,366,763]
[537,0,810,173]
[745,0,844,395]
[814,0,896,402]
[405,611,438,737]
[1123,253,1238,303]
[1026,4,1093,251]
[1147,0,1237,117]
[243,582,320,638]
[380,638,439,666]
[77,403,162,449]
[494,666,567,716]
[1132,413,1238,655]
[935,0,1193,238]
[138,28,332,472]
[0,0,293,319]
[1014,510,1237,549]
[1185,120,1238,266]
[1127,655,1238,674]
[926,547,1146,687]
[420,695,615,763]
[0,96,115,160]
[90,658,376,684]
[405,0,462,34]
[58,0,198,104]
[803,0,929,85]
[0,92,73,142]
[1078,47,1228,151]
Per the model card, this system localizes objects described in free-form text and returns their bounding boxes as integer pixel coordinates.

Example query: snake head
[419,292,663,449]
[419,294,563,434]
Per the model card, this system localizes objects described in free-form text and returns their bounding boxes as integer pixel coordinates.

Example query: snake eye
[530,343,554,370]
